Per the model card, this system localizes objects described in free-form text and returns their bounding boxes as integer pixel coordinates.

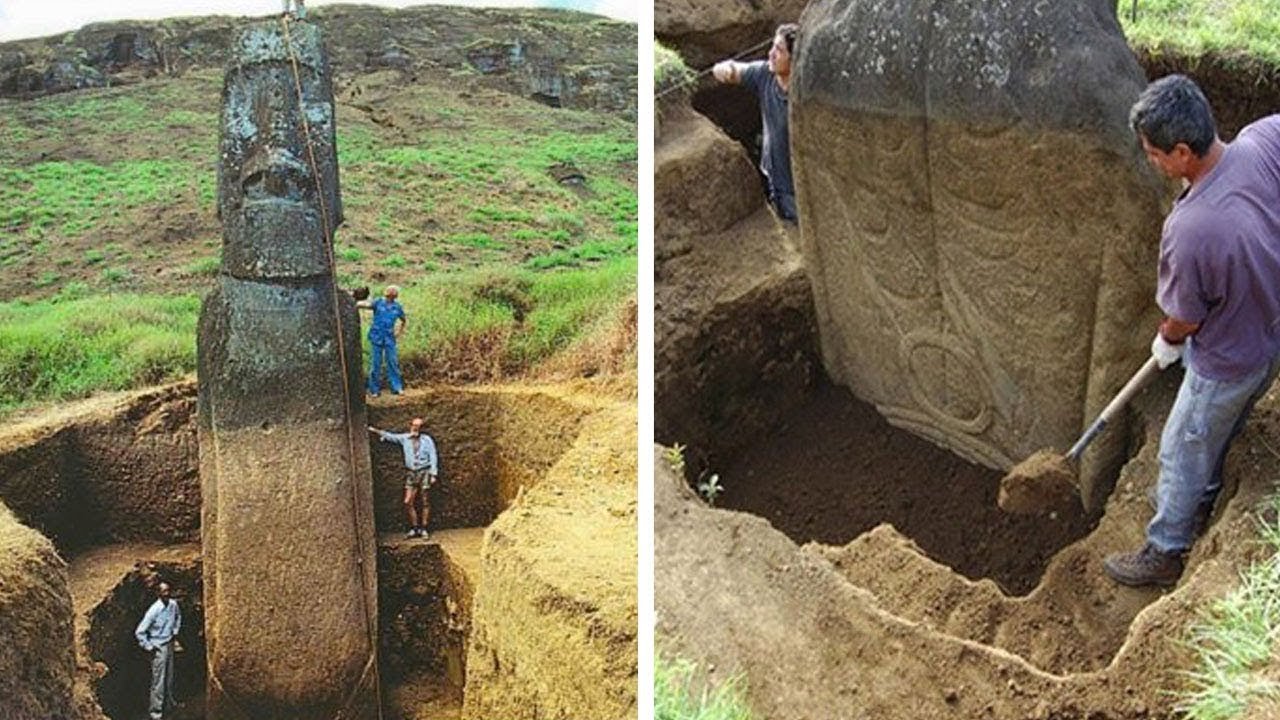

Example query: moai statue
[790,0,1169,511]
[197,21,380,719]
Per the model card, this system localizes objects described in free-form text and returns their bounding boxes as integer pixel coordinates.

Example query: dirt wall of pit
[0,386,199,552]
[463,403,637,720]
[655,380,1280,718]
[0,383,588,551]
[0,501,76,720]
[654,105,820,475]
[367,389,588,531]
[379,539,474,691]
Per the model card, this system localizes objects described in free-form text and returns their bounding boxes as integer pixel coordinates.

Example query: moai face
[217,24,342,280]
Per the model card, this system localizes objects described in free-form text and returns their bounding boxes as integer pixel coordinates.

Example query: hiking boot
[418,528,429,540]
[406,528,418,539]
[1103,543,1184,587]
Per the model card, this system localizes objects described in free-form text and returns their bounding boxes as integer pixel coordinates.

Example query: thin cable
[281,17,384,720]
[655,37,773,99]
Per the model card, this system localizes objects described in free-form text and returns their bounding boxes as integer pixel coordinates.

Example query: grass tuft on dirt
[1177,494,1280,719]
[656,43,695,93]
[656,650,753,720]
[1118,0,1280,66]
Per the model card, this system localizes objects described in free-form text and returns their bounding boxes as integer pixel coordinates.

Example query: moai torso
[790,0,1168,510]
[197,20,380,719]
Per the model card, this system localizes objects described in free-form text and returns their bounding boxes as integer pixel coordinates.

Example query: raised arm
[711,60,750,85]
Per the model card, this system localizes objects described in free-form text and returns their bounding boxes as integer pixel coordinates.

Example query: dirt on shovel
[998,449,1079,515]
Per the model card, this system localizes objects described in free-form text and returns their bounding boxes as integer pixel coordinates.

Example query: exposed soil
[0,378,636,720]
[654,37,1280,718]
[717,381,1096,595]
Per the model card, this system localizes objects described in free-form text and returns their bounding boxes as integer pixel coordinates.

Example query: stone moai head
[217,22,342,281]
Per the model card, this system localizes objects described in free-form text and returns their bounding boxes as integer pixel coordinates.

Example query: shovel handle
[1066,356,1161,461]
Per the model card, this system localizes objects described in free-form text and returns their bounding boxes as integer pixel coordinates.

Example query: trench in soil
[712,380,1099,596]
[1,386,587,720]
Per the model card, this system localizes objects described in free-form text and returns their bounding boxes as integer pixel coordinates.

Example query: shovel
[998,356,1161,515]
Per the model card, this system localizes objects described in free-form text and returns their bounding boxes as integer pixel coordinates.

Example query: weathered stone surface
[791,0,1168,510]
[0,6,636,115]
[655,0,806,69]
[0,502,75,720]
[198,20,379,719]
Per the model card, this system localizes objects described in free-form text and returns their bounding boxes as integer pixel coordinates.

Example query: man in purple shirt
[1104,75,1280,587]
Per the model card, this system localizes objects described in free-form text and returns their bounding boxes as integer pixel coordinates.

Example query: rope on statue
[280,16,385,720]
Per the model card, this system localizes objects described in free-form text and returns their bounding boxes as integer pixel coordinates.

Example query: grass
[388,254,636,379]
[0,69,635,301]
[0,294,200,414]
[1119,0,1280,65]
[0,255,635,415]
[656,42,696,91]
[655,650,753,720]
[1176,494,1280,719]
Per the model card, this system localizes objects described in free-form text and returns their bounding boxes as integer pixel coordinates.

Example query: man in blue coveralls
[359,284,407,397]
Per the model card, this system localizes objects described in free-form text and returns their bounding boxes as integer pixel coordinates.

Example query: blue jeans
[1148,354,1280,553]
[367,341,403,395]
[769,188,797,224]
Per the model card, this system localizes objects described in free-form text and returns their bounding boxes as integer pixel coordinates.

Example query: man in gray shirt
[135,581,181,720]
[1104,75,1280,587]
[370,417,438,539]
[712,23,799,223]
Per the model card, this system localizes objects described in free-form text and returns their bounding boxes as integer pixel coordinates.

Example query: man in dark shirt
[712,23,799,224]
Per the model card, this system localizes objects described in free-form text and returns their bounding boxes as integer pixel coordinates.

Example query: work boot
[1103,543,1184,587]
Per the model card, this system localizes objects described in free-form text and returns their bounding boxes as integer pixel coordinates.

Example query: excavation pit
[713,381,1097,596]
[656,88,1280,716]
[0,381,636,720]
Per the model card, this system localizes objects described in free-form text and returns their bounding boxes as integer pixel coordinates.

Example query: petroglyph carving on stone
[792,0,1166,508]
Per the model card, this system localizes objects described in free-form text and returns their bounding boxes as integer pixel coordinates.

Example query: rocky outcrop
[655,0,805,70]
[0,5,636,116]
[790,0,1169,510]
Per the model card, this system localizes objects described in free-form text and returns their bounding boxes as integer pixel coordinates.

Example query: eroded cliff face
[0,5,636,116]
[790,0,1169,509]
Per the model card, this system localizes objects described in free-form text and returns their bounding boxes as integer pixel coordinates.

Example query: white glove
[1151,333,1184,370]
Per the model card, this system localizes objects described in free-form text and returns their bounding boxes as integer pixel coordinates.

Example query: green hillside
[0,13,636,416]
